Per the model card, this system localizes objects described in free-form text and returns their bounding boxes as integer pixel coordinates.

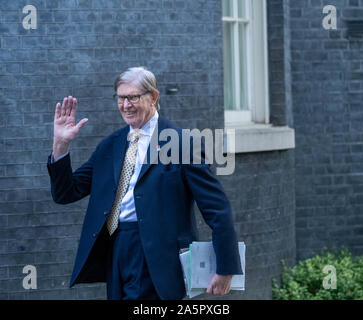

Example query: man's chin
[122,115,135,126]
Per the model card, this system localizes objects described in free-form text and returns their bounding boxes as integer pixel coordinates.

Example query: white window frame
[222,0,295,153]
[222,0,269,127]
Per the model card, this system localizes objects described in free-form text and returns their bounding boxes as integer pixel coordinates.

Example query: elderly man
[47,67,242,300]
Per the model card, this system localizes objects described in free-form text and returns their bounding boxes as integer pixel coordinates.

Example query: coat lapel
[136,115,169,184]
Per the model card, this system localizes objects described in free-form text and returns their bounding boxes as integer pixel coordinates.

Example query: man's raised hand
[53,96,88,161]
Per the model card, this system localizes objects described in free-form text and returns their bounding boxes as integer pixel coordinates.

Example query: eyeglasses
[113,91,149,104]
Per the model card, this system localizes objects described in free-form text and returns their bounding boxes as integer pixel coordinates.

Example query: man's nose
[123,98,132,108]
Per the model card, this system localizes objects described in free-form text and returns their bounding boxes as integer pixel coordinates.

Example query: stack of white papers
[179,241,245,298]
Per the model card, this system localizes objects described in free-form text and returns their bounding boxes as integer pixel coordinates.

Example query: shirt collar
[128,110,159,140]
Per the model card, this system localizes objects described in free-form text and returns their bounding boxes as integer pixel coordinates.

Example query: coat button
[104,211,109,216]
[92,232,98,238]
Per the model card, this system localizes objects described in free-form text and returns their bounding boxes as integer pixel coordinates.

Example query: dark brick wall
[291,0,363,260]
[0,0,296,300]
[268,0,294,127]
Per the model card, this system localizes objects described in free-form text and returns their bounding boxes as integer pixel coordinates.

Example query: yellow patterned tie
[107,130,141,235]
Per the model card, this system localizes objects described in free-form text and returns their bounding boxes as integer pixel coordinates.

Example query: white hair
[114,66,160,110]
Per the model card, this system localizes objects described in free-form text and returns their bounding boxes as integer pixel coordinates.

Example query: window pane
[222,0,233,17]
[223,22,236,110]
[238,24,248,110]
[238,0,247,18]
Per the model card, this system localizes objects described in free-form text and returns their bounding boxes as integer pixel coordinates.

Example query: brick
[5,165,25,176]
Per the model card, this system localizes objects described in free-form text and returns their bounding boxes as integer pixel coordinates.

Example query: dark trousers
[106,222,160,300]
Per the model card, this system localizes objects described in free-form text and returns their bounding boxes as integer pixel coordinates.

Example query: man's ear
[151,90,159,105]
